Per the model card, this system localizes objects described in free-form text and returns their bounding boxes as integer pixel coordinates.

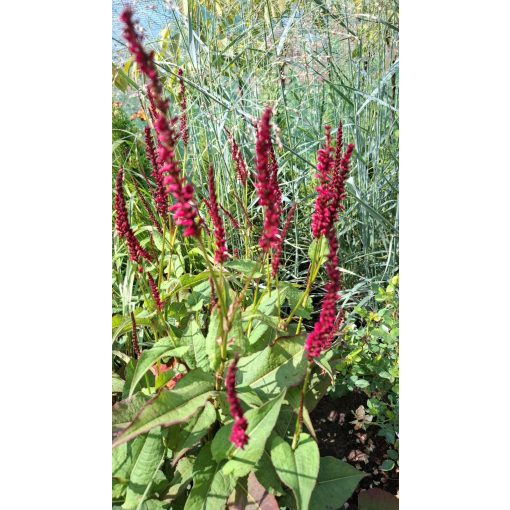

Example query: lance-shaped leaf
[205,308,222,371]
[270,433,319,510]
[122,428,165,510]
[164,456,195,502]
[184,444,238,510]
[309,457,366,510]
[168,401,217,463]
[211,391,286,478]
[113,393,151,434]
[254,450,284,496]
[181,319,209,371]
[113,369,216,447]
[237,336,307,399]
[129,342,189,396]
[358,488,399,510]
[227,472,279,509]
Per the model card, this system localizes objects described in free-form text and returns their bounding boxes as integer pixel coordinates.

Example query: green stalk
[291,362,312,450]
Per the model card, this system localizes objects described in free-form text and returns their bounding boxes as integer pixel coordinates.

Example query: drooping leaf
[205,308,222,371]
[129,342,189,396]
[181,319,209,371]
[358,488,399,510]
[122,428,165,510]
[270,434,319,510]
[211,391,286,478]
[184,444,238,510]
[113,393,151,433]
[168,401,217,461]
[309,457,366,510]
[164,456,195,502]
[237,336,307,399]
[225,259,264,278]
[113,372,126,393]
[254,450,284,496]
[227,472,279,509]
[113,369,216,446]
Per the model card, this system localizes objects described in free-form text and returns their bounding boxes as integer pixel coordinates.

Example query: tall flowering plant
[113,9,364,510]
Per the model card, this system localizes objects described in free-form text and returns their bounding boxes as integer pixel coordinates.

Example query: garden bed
[312,393,399,508]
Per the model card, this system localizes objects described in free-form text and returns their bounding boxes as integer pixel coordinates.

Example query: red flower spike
[304,228,341,360]
[178,68,189,147]
[147,273,163,311]
[144,126,168,220]
[254,108,281,251]
[219,204,241,230]
[120,7,200,238]
[271,203,296,278]
[226,355,249,449]
[115,168,152,263]
[206,165,228,264]
[311,131,335,238]
[227,131,248,186]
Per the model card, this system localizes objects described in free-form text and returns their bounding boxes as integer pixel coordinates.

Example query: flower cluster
[115,168,152,264]
[254,107,281,251]
[271,203,296,278]
[121,7,200,238]
[311,125,335,238]
[178,68,189,147]
[133,177,162,235]
[304,228,340,359]
[305,125,355,360]
[204,165,228,264]
[144,126,168,220]
[147,273,163,311]
[225,355,249,449]
[227,130,248,186]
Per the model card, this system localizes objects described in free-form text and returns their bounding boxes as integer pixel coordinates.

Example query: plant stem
[291,362,312,450]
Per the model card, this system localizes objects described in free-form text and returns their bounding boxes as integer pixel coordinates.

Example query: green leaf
[168,401,217,460]
[211,391,286,478]
[227,472,280,509]
[308,237,329,265]
[254,450,284,496]
[129,342,189,397]
[165,456,195,501]
[113,393,151,432]
[309,457,366,510]
[380,459,395,471]
[237,336,307,399]
[184,444,237,510]
[113,369,216,447]
[270,434,319,510]
[358,488,399,510]
[181,319,209,371]
[225,259,264,278]
[113,373,126,393]
[122,428,165,510]
[205,309,222,371]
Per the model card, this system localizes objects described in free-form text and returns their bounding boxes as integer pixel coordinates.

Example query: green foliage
[112,0,398,507]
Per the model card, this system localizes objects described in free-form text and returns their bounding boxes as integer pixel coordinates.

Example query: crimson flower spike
[305,124,355,360]
[147,273,163,311]
[178,68,189,147]
[115,168,152,264]
[254,107,281,252]
[120,7,200,238]
[206,165,228,264]
[271,203,296,278]
[226,130,248,186]
[144,126,168,220]
[226,354,249,449]
[304,227,341,360]
[311,126,335,239]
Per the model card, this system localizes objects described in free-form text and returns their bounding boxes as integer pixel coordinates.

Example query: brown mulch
[311,392,399,509]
